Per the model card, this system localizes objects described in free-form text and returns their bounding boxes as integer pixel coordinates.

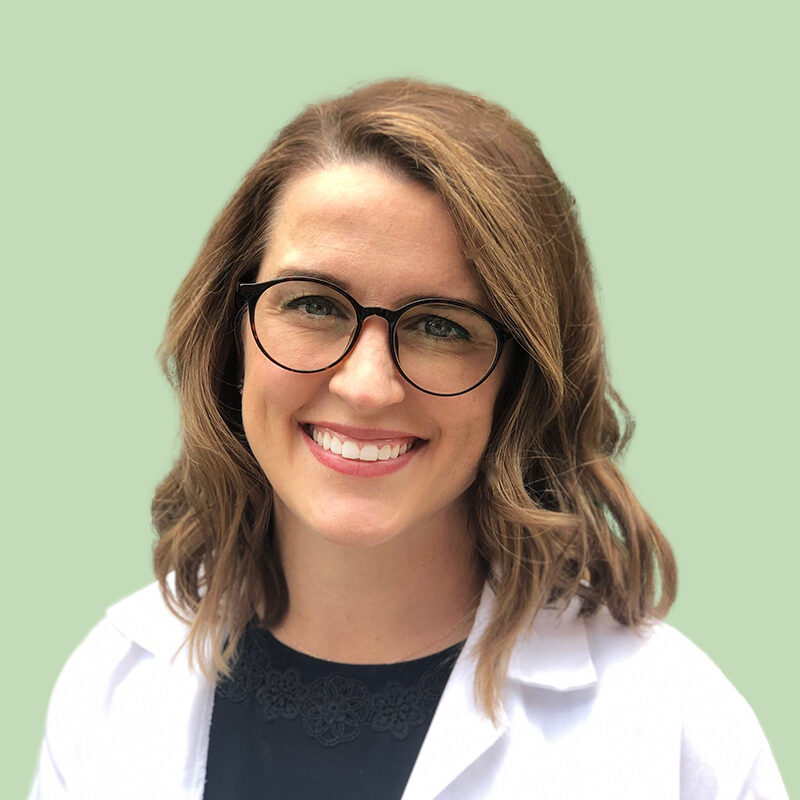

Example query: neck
[267,501,486,664]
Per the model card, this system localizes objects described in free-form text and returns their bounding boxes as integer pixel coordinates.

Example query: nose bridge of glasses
[349,306,396,359]
[359,305,395,326]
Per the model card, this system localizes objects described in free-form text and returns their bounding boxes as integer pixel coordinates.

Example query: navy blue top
[203,619,464,799]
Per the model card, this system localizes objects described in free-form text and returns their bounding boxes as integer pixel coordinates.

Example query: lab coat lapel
[400,583,508,800]
[401,583,598,800]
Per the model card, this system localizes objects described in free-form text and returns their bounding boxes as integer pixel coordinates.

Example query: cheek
[445,381,503,468]
[240,349,293,453]
[438,401,495,474]
[240,345,324,454]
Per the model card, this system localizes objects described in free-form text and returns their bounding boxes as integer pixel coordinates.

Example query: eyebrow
[269,266,485,309]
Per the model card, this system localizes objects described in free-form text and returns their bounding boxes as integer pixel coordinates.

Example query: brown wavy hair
[153,77,676,720]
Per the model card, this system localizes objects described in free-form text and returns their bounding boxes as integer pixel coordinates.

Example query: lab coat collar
[459,580,598,692]
[504,591,599,692]
[105,578,194,661]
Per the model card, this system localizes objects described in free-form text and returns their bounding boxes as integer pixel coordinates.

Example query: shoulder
[507,597,750,706]
[48,579,191,713]
[582,606,724,677]
[37,581,197,792]
[582,607,755,721]
[579,608,786,797]
[51,580,189,694]
[104,578,193,656]
[461,590,787,797]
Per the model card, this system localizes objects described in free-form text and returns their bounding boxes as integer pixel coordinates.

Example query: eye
[415,315,471,341]
[283,295,343,317]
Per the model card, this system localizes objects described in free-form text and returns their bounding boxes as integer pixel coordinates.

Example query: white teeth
[308,426,416,462]
[341,441,360,460]
[360,444,379,461]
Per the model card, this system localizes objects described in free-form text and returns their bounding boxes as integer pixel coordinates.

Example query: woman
[30,79,787,799]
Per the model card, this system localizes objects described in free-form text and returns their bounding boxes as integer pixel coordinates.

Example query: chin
[311,514,408,550]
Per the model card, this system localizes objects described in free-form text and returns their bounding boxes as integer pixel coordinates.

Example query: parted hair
[153,77,677,721]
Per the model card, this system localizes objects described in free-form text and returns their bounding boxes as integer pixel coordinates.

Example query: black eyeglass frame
[237,277,514,397]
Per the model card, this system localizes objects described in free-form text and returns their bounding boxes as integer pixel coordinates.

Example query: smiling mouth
[302,424,423,463]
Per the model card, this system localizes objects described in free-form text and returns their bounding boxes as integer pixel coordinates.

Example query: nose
[327,318,406,410]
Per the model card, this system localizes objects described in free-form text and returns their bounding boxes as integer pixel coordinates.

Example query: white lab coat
[29,580,787,799]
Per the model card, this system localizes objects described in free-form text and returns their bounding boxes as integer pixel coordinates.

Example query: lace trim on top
[216,621,464,747]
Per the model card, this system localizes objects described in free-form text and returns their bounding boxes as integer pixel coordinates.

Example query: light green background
[3,1,797,796]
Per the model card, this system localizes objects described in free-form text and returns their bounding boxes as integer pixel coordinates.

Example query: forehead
[257,164,486,307]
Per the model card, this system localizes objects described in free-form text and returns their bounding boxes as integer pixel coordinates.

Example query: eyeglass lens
[251,280,500,394]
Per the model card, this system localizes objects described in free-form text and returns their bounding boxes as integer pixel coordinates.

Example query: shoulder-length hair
[153,78,676,721]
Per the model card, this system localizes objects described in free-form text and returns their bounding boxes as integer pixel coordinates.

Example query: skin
[241,162,509,663]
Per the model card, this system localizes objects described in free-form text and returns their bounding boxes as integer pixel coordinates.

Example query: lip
[300,423,423,477]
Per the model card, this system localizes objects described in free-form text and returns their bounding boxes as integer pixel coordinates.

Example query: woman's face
[241,163,508,550]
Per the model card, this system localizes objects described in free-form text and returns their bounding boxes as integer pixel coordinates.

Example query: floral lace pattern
[216,623,460,747]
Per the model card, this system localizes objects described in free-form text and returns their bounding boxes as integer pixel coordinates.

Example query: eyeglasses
[237,277,513,396]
